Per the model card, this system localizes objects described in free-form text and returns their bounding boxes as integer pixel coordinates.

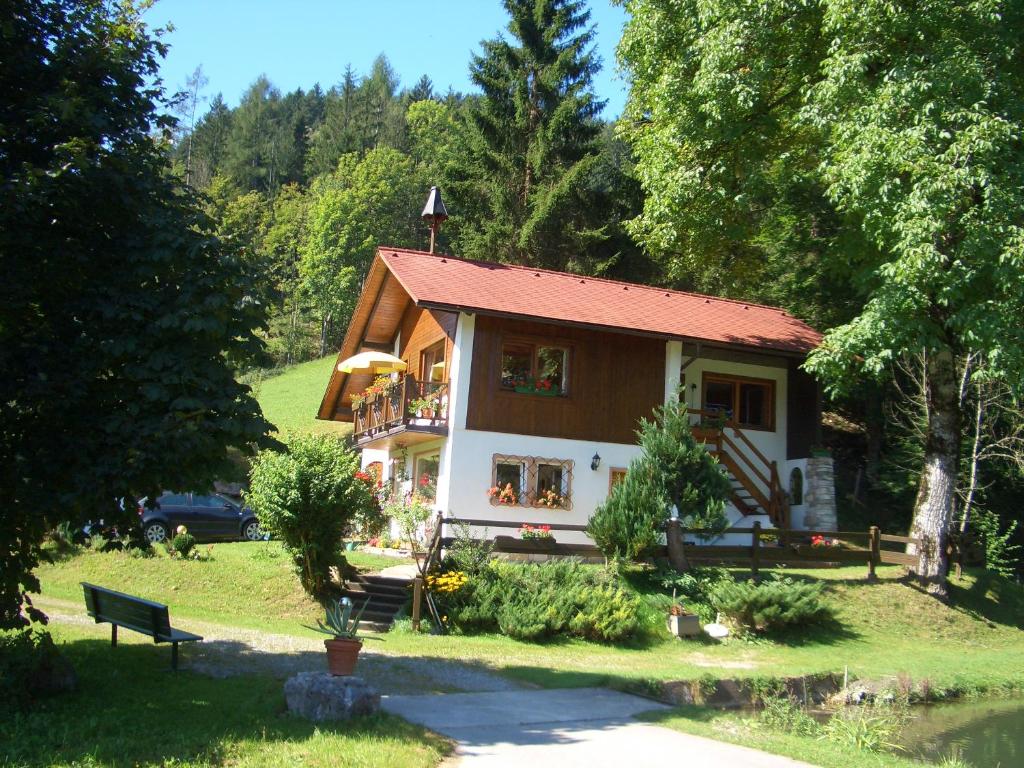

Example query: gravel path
[36,596,526,696]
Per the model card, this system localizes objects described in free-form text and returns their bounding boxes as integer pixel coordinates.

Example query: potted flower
[487,483,518,505]
[519,523,553,540]
[409,392,441,419]
[667,592,701,638]
[536,489,564,509]
[304,596,368,676]
[495,523,557,551]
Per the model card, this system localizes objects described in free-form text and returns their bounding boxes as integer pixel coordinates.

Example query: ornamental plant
[536,489,564,508]
[588,393,730,564]
[487,483,518,505]
[519,524,553,540]
[248,435,378,597]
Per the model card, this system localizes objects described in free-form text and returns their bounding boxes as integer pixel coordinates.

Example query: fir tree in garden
[0,0,272,627]
[588,395,730,565]
[454,0,606,269]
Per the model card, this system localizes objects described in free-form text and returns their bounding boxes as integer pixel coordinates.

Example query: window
[414,452,440,501]
[789,467,804,505]
[420,341,446,383]
[702,374,775,430]
[501,340,569,395]
[490,454,573,508]
[608,467,628,493]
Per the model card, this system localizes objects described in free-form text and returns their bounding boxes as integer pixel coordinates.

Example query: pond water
[898,697,1024,766]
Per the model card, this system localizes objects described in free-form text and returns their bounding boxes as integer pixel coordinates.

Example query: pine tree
[588,395,731,563]
[454,0,605,269]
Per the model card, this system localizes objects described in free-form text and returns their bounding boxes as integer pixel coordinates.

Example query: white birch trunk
[908,347,960,597]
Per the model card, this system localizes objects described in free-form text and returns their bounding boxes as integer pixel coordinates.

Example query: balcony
[352,375,449,448]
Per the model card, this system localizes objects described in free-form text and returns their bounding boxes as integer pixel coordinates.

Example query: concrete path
[383,687,817,767]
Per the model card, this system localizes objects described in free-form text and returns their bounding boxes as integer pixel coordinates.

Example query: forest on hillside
[164,0,1024,574]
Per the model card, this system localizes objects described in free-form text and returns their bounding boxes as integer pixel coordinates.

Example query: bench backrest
[81,582,172,639]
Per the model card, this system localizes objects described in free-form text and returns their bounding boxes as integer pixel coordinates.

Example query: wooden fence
[437,516,925,575]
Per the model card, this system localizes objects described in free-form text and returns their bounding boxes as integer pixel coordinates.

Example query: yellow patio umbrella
[336,351,407,375]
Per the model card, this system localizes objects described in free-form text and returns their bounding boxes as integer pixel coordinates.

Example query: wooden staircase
[341,574,411,632]
[690,410,790,528]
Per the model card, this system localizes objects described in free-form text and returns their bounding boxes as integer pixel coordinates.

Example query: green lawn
[36,543,412,637]
[37,547,1024,699]
[251,356,351,437]
[1,622,450,768]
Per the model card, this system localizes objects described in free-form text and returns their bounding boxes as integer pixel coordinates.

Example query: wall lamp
[591,453,601,471]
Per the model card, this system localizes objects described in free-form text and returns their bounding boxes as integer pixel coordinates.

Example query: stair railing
[687,408,789,528]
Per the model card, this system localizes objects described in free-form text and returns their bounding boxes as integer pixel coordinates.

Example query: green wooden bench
[81,582,202,670]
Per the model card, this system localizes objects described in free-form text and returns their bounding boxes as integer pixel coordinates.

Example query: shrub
[710,576,834,634]
[588,394,730,560]
[0,629,76,711]
[170,529,196,559]
[435,559,655,642]
[442,521,493,576]
[247,435,379,596]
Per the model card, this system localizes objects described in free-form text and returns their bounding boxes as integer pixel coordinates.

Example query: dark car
[141,492,261,544]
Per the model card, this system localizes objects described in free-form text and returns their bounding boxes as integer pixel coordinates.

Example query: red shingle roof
[379,248,821,354]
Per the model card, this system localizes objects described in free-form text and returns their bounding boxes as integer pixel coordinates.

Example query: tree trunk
[864,385,884,489]
[908,347,960,598]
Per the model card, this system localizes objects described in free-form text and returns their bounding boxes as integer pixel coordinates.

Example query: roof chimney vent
[421,186,449,254]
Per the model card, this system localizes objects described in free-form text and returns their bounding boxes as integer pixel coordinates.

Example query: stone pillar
[803,456,837,531]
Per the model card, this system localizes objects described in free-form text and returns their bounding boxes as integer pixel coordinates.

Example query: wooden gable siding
[397,304,457,380]
[786,357,820,459]
[465,315,665,444]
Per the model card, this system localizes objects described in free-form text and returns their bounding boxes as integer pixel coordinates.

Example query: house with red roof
[318,246,837,540]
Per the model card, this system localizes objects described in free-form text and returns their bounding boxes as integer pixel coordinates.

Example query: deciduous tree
[0,0,272,627]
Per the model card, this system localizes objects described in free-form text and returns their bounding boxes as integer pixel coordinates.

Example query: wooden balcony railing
[352,375,449,441]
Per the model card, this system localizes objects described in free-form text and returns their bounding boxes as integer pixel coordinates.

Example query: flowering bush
[487,483,518,505]
[519,524,553,540]
[810,535,840,548]
[426,570,467,594]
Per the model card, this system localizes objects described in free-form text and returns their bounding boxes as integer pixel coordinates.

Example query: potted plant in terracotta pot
[305,596,368,675]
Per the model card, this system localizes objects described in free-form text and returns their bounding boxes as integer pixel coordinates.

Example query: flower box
[494,534,558,552]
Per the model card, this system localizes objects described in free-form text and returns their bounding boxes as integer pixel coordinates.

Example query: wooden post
[868,525,880,581]
[411,576,424,631]
[751,521,761,582]
[111,624,117,647]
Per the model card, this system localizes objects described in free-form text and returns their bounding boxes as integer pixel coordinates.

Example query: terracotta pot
[324,637,362,676]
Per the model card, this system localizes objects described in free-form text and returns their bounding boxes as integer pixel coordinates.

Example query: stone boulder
[284,672,380,722]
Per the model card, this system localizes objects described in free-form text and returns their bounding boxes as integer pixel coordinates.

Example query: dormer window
[501,340,569,395]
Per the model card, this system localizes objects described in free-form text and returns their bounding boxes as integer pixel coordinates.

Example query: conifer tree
[588,396,731,564]
[454,0,605,269]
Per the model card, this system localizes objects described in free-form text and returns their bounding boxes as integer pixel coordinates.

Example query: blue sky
[143,0,631,119]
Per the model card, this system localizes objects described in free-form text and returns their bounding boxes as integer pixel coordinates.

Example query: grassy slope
[1,622,449,768]
[252,356,351,437]
[38,549,1024,696]
[37,544,412,636]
